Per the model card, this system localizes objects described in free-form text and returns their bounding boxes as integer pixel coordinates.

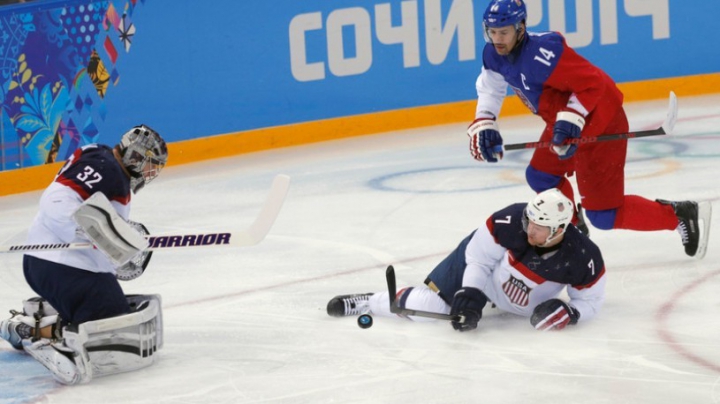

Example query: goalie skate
[0,312,33,350]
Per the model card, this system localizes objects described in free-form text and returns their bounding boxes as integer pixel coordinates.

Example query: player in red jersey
[467,0,711,258]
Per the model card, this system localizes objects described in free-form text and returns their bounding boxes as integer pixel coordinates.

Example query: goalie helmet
[116,125,168,193]
[483,0,527,29]
[523,188,574,237]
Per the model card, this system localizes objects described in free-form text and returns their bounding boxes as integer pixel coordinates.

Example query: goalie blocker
[73,192,149,267]
[16,295,163,385]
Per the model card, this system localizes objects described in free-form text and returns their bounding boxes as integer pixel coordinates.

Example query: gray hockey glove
[116,221,153,281]
[450,287,488,332]
[531,299,579,331]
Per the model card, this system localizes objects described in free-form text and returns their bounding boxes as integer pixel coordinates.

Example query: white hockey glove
[73,192,148,266]
[116,221,153,281]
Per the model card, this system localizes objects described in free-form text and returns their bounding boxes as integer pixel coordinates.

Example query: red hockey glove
[530,299,579,331]
[467,118,503,163]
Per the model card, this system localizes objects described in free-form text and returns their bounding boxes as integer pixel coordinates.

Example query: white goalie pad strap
[12,313,58,330]
[23,297,59,318]
[73,193,149,266]
[77,294,163,379]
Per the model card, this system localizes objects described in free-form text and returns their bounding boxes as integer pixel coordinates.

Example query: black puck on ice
[357,314,373,329]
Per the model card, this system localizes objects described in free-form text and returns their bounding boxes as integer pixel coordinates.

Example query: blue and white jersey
[25,144,132,274]
[463,203,606,321]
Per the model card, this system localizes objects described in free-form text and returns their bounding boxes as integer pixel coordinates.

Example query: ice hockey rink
[1,93,719,404]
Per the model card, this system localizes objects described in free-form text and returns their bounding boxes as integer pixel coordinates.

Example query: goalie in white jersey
[0,125,168,384]
[328,188,606,331]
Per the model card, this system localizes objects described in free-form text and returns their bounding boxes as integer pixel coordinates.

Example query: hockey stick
[385,265,465,322]
[504,91,678,151]
[0,174,290,254]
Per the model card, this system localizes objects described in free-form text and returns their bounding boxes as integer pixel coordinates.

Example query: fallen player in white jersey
[327,188,607,332]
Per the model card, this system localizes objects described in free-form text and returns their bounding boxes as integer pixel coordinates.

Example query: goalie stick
[385,265,465,323]
[504,91,678,151]
[0,174,290,254]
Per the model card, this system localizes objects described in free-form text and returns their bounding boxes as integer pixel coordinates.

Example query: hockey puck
[357,314,373,329]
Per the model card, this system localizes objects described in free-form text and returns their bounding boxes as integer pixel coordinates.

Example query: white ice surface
[1,94,720,404]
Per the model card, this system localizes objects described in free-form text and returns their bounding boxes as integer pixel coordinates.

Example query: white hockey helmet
[116,125,168,193]
[524,188,574,237]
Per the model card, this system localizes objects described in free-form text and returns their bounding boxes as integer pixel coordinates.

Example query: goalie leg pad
[78,294,163,379]
[24,295,162,384]
[73,192,148,266]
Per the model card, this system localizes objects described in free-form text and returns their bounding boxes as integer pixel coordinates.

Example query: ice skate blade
[695,201,712,259]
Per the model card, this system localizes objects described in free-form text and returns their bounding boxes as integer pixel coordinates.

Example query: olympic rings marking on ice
[635,132,720,158]
[367,166,525,194]
[368,158,679,194]
[368,129,718,194]
[626,159,681,180]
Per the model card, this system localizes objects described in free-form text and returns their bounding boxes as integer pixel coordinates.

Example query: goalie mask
[522,188,574,245]
[116,125,168,193]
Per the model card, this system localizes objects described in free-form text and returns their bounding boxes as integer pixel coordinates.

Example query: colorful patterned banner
[0,0,146,171]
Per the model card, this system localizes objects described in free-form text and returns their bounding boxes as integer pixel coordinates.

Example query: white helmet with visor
[523,188,574,245]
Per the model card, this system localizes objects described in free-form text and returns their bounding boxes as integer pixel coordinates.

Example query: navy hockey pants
[23,255,131,327]
[424,230,476,304]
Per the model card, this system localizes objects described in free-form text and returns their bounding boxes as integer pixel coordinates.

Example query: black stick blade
[386,265,398,308]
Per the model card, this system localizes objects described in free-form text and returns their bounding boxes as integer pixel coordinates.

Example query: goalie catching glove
[116,221,153,281]
[530,299,579,331]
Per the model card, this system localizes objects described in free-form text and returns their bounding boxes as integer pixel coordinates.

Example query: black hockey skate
[326,293,373,317]
[658,199,712,258]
